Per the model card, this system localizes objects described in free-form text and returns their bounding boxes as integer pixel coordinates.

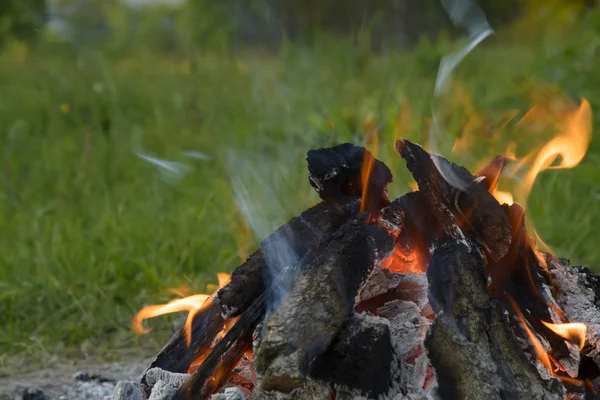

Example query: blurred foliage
[0,0,46,46]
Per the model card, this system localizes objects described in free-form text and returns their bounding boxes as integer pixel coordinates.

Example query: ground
[0,356,150,399]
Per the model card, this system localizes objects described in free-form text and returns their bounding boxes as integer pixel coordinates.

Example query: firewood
[395,138,512,261]
[425,240,565,400]
[217,197,361,319]
[174,292,266,400]
[306,143,393,215]
[143,300,226,377]
[488,203,576,375]
[310,312,393,397]
[254,216,394,393]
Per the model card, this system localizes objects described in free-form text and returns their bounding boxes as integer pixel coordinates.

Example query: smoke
[226,150,310,316]
[430,0,494,190]
[133,131,211,184]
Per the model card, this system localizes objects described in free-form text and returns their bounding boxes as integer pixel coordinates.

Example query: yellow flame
[516,98,592,205]
[491,189,514,205]
[360,115,380,213]
[132,273,231,345]
[541,321,587,350]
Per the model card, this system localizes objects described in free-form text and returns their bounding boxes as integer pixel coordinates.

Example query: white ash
[105,368,189,400]
[378,300,434,400]
[103,381,144,400]
[147,380,178,400]
[359,267,404,302]
[144,368,189,389]
[549,260,600,365]
[210,387,247,400]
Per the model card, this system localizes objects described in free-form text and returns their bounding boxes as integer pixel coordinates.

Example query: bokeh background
[1,0,599,366]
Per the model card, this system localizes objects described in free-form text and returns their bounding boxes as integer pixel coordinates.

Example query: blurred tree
[0,0,47,47]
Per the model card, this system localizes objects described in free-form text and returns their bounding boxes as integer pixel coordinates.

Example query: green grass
[1,11,600,363]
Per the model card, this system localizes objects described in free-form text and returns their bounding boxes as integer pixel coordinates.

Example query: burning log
[148,197,361,377]
[395,139,512,261]
[254,216,394,393]
[306,143,393,215]
[425,240,565,399]
[144,300,226,376]
[218,197,362,319]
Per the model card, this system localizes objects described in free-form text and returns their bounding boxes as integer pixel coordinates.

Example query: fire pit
[106,133,600,399]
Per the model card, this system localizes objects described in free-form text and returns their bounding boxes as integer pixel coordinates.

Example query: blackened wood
[174,292,267,400]
[255,217,394,392]
[306,143,393,215]
[425,241,564,400]
[217,198,361,318]
[394,138,511,261]
[488,203,574,373]
[142,300,226,381]
[311,313,393,398]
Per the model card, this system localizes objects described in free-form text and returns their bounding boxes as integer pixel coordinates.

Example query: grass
[1,10,600,364]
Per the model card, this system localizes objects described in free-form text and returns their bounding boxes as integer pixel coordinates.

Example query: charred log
[489,203,576,375]
[395,138,511,261]
[425,241,565,400]
[255,217,394,393]
[218,197,361,318]
[306,143,393,215]
[143,300,226,379]
[311,313,393,398]
[173,293,266,400]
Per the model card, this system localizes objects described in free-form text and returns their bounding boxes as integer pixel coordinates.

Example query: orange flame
[507,296,554,376]
[132,273,231,346]
[491,189,514,205]
[541,321,587,350]
[515,98,592,205]
[360,115,380,213]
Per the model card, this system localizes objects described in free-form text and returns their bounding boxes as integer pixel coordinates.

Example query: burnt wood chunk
[489,203,575,373]
[306,143,393,214]
[174,293,267,400]
[142,300,226,380]
[217,198,360,318]
[395,138,511,261]
[425,241,564,400]
[311,313,393,398]
[255,217,394,392]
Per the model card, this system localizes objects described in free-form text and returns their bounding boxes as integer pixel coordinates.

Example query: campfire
[106,99,600,400]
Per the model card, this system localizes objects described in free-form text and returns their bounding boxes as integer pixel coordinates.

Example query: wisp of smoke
[430,0,495,190]
[226,151,308,317]
[133,132,211,184]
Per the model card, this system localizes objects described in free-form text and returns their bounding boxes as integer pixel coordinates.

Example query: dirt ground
[0,357,152,400]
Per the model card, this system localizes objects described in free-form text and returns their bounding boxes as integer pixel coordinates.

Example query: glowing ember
[541,321,587,350]
[132,273,231,345]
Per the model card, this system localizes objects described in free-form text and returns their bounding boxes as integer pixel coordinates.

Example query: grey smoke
[430,0,494,190]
